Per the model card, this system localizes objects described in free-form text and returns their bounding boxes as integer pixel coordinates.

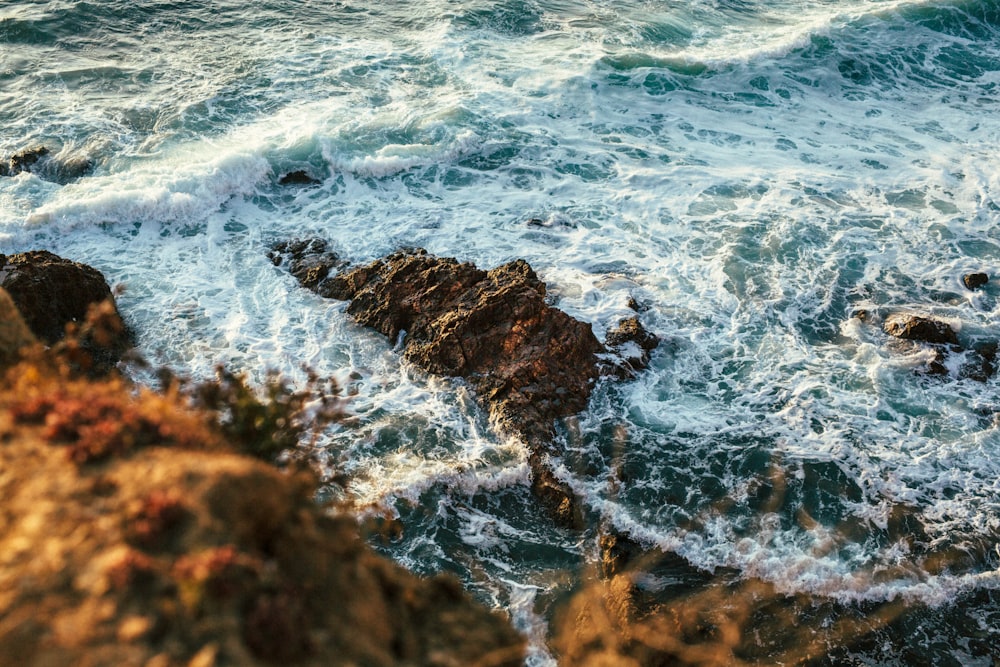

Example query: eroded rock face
[276,243,658,526]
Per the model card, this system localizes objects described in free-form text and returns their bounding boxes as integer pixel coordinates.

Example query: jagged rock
[963,272,989,290]
[269,239,347,291]
[280,247,660,526]
[882,313,959,346]
[605,316,658,373]
[3,146,49,176]
[321,250,605,525]
[278,170,321,186]
[1,146,94,183]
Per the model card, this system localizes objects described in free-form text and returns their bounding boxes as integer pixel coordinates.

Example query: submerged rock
[279,245,658,526]
[605,316,659,374]
[0,146,93,183]
[278,170,321,186]
[872,311,997,381]
[269,238,346,291]
[1,146,49,176]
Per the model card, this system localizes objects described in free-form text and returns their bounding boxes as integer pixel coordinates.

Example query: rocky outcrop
[0,358,524,666]
[273,243,658,526]
[278,170,321,186]
[0,251,130,370]
[606,316,659,374]
[883,313,959,346]
[1,146,49,176]
[874,311,996,380]
[1,146,92,182]
[268,239,346,292]
[963,272,989,290]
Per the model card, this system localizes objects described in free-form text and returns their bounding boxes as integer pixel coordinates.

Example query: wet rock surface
[277,242,658,526]
[605,315,659,375]
[269,239,346,291]
[278,170,321,186]
[963,272,989,290]
[0,251,129,362]
[883,313,959,346]
[865,311,997,381]
[1,146,93,183]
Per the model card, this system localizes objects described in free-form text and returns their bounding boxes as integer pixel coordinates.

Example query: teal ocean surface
[3,0,1000,663]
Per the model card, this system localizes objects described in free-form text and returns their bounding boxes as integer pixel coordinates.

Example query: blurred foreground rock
[0,354,524,666]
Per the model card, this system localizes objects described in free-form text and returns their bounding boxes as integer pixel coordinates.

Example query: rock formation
[963,272,989,290]
[0,146,92,182]
[877,311,996,380]
[882,313,959,347]
[273,243,658,526]
[0,250,130,370]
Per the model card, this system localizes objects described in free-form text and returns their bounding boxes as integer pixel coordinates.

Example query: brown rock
[605,316,658,374]
[3,146,49,176]
[286,248,615,526]
[882,313,958,346]
[269,239,346,291]
[0,251,121,345]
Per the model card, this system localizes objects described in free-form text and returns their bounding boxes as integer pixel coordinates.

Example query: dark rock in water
[283,247,652,526]
[52,155,94,182]
[0,251,129,366]
[964,341,998,382]
[1,146,94,183]
[599,530,645,579]
[6,146,49,175]
[605,316,658,374]
[269,238,347,291]
[963,272,989,290]
[882,313,958,346]
[278,170,321,186]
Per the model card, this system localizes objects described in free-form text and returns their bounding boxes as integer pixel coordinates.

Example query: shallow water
[3,0,1000,662]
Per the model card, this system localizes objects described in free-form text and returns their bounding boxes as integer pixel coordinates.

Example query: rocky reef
[272,242,658,526]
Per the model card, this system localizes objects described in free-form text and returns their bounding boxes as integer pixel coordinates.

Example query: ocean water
[3,0,1000,662]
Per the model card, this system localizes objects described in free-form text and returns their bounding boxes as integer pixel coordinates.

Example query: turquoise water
[3,0,1000,662]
